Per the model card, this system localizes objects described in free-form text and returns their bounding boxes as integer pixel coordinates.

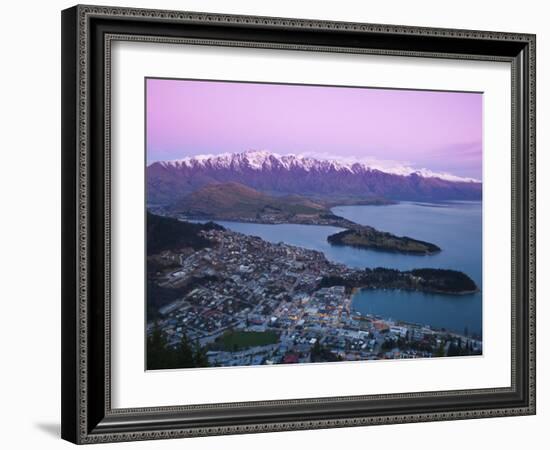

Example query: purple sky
[146,78,482,179]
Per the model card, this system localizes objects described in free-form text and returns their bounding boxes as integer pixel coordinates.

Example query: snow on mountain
[158,150,479,183]
[147,150,482,205]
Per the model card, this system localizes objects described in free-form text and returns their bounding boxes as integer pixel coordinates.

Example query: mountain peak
[156,151,478,183]
[242,149,271,157]
[148,151,482,205]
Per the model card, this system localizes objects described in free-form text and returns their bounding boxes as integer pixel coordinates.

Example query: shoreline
[327,238,441,255]
[351,286,480,297]
[177,215,478,297]
[177,211,442,256]
[349,307,482,339]
[350,289,482,337]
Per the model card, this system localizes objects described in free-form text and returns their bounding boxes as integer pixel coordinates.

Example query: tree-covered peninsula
[320,267,478,295]
[327,228,441,255]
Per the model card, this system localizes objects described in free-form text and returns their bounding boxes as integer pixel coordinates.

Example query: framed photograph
[61,5,536,444]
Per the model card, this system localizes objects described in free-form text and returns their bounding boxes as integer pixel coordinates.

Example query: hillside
[170,182,329,221]
[146,211,223,255]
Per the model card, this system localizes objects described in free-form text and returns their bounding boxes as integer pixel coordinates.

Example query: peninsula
[320,268,478,296]
[327,228,441,255]
[168,182,441,255]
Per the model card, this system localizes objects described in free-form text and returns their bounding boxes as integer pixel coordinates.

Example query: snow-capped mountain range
[157,150,478,182]
[147,150,482,205]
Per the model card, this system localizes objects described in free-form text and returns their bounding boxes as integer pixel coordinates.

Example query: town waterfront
[208,201,482,336]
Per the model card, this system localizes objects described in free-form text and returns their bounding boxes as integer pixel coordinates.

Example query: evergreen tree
[311,340,322,361]
[175,333,195,368]
[147,322,169,370]
[448,341,461,357]
[193,341,210,367]
[147,325,210,369]
[435,341,446,357]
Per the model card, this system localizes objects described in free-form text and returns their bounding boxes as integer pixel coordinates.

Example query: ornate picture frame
[61,4,535,444]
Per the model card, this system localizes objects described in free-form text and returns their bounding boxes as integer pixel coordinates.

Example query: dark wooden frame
[61,4,536,444]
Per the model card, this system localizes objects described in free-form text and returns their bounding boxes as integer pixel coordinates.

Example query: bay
[194,201,483,336]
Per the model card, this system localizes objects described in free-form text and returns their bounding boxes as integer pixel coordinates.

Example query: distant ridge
[147,150,482,205]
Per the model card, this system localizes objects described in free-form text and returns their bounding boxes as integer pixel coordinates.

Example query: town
[147,224,482,369]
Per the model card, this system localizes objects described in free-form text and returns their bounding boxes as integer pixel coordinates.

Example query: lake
[199,201,482,336]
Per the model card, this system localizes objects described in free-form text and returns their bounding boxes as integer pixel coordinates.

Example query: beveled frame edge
[61,4,536,444]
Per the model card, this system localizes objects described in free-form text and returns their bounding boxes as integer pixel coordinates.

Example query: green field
[214,330,279,351]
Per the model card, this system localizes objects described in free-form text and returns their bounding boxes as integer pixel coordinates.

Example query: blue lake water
[199,201,482,336]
